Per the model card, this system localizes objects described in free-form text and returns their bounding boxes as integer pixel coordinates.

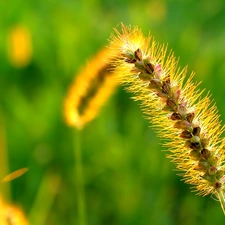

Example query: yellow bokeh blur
[7,24,32,68]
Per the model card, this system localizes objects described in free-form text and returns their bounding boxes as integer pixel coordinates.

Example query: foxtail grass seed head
[64,47,118,129]
[108,24,225,214]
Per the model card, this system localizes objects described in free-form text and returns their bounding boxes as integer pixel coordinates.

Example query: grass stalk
[73,128,86,225]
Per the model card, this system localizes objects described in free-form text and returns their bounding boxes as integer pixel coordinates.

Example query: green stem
[74,128,86,225]
[217,189,225,215]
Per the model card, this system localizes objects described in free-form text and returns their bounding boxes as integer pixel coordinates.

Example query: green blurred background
[1,0,225,224]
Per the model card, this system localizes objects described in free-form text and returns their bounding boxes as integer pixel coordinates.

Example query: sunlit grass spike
[107,23,225,215]
[64,47,118,129]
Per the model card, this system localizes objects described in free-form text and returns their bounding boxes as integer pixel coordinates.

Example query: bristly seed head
[108,24,225,214]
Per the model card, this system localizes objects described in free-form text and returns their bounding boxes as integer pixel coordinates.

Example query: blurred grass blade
[28,172,61,225]
[1,168,29,183]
